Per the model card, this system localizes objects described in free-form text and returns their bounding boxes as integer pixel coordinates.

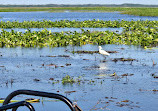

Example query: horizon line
[0,3,158,5]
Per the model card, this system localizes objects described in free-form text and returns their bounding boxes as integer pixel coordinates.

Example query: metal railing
[0,89,82,111]
[0,101,35,111]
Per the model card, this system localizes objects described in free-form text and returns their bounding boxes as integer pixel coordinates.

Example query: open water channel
[0,12,158,111]
[0,11,158,21]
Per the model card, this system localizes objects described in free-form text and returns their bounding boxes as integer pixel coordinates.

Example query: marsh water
[1,44,158,111]
[0,27,123,34]
[0,11,158,111]
[0,11,158,22]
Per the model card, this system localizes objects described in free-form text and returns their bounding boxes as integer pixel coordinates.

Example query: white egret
[98,46,110,58]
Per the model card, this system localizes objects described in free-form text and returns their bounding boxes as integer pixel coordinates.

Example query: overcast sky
[0,0,158,5]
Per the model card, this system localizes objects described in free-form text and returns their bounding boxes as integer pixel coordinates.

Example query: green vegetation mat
[0,20,157,28]
[0,7,158,16]
[0,20,157,48]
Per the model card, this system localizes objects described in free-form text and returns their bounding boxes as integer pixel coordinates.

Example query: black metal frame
[0,89,82,111]
[0,101,35,111]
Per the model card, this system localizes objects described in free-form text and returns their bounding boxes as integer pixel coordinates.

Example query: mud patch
[91,97,140,110]
[41,55,70,58]
[112,58,136,62]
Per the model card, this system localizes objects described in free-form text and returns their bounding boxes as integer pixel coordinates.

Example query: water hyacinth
[0,20,158,48]
[0,25,157,48]
[0,20,157,28]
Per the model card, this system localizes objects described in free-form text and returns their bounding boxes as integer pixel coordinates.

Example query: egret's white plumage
[98,46,110,56]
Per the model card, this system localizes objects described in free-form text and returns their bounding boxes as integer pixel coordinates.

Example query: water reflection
[98,63,108,70]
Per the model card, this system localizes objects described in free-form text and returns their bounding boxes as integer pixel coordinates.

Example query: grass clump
[62,75,75,84]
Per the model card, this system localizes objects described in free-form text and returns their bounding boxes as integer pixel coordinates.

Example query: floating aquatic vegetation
[0,20,157,48]
[72,50,118,54]
[49,78,54,80]
[60,75,97,85]
[112,58,136,62]
[46,55,70,58]
[116,99,140,109]
[151,73,158,78]
[0,20,157,28]
[45,63,65,68]
[139,89,158,92]
[33,78,40,82]
[121,73,134,77]
[64,91,76,94]
[91,97,140,110]
[62,75,75,84]
[72,50,99,54]
[65,63,71,66]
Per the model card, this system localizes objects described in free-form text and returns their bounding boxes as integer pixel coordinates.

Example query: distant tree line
[0,3,157,7]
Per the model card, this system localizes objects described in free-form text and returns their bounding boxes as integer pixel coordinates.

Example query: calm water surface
[0,27,123,33]
[0,44,158,111]
[0,12,158,22]
[0,11,158,111]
